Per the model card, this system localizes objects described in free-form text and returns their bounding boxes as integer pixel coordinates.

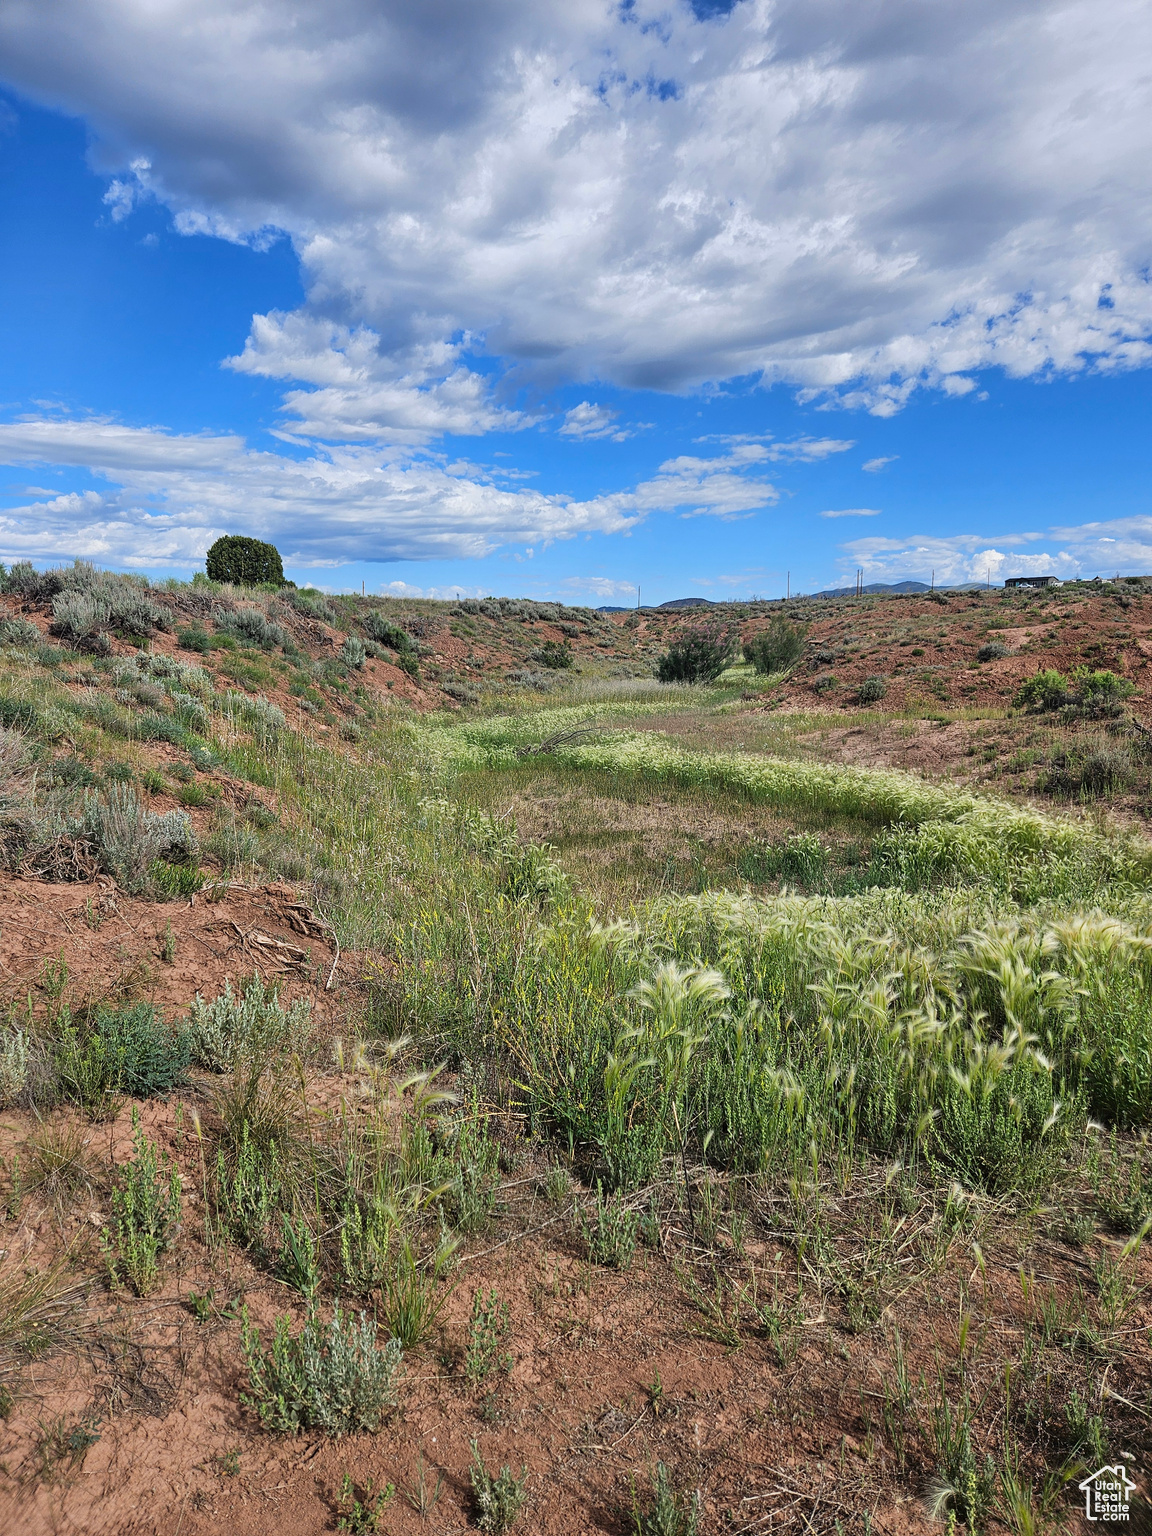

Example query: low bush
[186,977,314,1072]
[50,582,169,646]
[288,590,338,625]
[1014,669,1069,711]
[55,1002,191,1111]
[1016,667,1135,719]
[743,616,807,674]
[106,587,170,637]
[976,641,1009,662]
[136,711,187,745]
[470,1439,528,1533]
[103,1108,182,1295]
[215,606,288,651]
[363,612,415,653]
[857,675,888,703]
[533,640,573,670]
[240,1305,403,1436]
[176,624,212,653]
[45,756,98,789]
[50,591,109,647]
[176,781,211,807]
[633,1463,700,1536]
[341,636,366,668]
[82,785,198,894]
[2,560,62,601]
[506,669,556,691]
[0,616,40,647]
[1043,743,1134,799]
[0,1028,30,1107]
[1070,668,1136,719]
[657,623,735,684]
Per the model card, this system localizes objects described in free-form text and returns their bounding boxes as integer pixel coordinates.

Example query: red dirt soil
[0,873,1147,1535]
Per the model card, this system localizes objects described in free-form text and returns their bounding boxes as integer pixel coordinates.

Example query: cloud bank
[839,518,1152,588]
[0,0,1149,418]
[0,417,783,568]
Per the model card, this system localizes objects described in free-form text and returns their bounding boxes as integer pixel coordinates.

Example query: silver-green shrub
[0,1028,29,1106]
[0,617,40,647]
[82,785,198,893]
[214,606,288,649]
[50,572,170,642]
[185,977,313,1072]
[51,590,111,644]
[240,1305,403,1436]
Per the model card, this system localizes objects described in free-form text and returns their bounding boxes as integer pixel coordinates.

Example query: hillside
[0,561,1150,1536]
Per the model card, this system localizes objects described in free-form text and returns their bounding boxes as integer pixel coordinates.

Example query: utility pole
[930,569,934,591]
[637,584,641,610]
[786,572,790,600]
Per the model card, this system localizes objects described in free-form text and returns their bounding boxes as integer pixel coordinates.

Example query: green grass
[4,590,1152,1520]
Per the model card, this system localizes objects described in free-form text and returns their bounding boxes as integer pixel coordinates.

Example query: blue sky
[1,0,1150,603]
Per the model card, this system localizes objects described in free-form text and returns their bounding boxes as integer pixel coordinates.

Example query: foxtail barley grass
[198,696,1152,1204]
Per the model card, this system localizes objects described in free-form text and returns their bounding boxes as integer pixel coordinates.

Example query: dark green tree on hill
[205,536,284,587]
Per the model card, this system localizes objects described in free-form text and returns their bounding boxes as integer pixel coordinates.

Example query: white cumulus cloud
[830,519,1152,587]
[560,575,639,600]
[225,312,526,445]
[0,0,1149,414]
[0,416,781,568]
[559,402,630,441]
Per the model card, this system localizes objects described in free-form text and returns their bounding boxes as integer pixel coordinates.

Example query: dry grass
[22,1116,102,1214]
[0,1261,90,1384]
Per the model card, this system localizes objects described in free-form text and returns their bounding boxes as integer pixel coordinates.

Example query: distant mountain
[595,605,630,613]
[812,579,934,598]
[658,597,716,608]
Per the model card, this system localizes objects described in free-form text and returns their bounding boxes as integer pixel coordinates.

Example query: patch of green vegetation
[221,653,276,691]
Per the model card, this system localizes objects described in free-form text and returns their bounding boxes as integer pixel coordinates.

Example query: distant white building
[1004,575,1061,590]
